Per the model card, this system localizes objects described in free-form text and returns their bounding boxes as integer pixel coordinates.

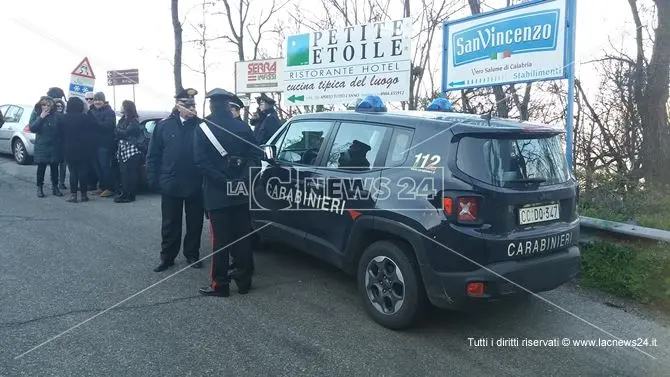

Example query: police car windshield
[456,134,569,188]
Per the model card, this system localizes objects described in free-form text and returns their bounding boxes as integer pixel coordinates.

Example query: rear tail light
[23,125,32,133]
[442,197,453,216]
[466,282,485,297]
[457,196,479,222]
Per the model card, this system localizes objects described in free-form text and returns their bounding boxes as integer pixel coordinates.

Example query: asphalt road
[0,155,669,377]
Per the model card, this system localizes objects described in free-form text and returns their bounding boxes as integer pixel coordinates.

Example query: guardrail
[579,216,670,245]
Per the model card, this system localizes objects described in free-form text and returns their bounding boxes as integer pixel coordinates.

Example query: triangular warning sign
[71,57,96,79]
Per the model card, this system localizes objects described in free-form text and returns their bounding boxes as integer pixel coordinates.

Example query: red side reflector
[457,197,478,222]
[466,282,485,297]
[443,197,453,216]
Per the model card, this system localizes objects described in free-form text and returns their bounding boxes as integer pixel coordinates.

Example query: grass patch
[579,186,670,231]
[580,241,670,310]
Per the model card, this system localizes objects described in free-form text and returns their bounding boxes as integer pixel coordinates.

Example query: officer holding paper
[194,88,262,297]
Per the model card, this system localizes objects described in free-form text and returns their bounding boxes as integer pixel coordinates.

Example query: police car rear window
[456,135,569,187]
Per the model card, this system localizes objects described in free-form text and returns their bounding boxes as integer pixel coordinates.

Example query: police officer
[252,93,281,145]
[147,88,205,272]
[228,95,245,121]
[194,88,262,297]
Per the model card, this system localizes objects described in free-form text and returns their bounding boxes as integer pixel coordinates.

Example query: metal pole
[132,84,136,103]
[113,86,117,111]
[565,0,577,171]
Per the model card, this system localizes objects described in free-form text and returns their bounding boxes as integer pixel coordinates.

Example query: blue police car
[251,96,580,329]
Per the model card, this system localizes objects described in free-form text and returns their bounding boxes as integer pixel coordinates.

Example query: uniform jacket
[58,112,97,162]
[252,108,281,145]
[29,112,62,164]
[89,104,117,149]
[146,113,203,198]
[193,107,262,211]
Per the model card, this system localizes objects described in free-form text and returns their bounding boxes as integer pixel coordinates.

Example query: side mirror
[262,144,277,164]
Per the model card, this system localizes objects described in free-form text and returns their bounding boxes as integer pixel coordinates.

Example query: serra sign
[283,18,411,106]
[442,0,568,90]
[235,58,284,93]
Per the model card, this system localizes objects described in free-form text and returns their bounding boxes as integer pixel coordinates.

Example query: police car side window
[325,122,387,171]
[385,128,413,166]
[276,121,332,166]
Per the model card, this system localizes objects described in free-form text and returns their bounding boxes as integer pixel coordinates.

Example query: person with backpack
[114,100,142,203]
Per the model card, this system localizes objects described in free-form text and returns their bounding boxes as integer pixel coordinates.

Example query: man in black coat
[194,88,262,297]
[252,93,281,145]
[89,92,118,197]
[146,88,205,272]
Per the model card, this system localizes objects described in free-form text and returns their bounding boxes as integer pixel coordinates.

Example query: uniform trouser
[67,160,88,193]
[160,193,204,263]
[209,204,254,290]
[36,163,58,187]
[119,154,141,199]
[59,161,67,186]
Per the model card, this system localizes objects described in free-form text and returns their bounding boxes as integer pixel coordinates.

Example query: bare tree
[172,0,184,94]
[184,1,219,114]
[627,0,670,185]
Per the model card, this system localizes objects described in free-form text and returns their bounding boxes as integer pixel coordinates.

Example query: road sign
[442,0,569,91]
[283,18,412,106]
[235,59,283,93]
[107,69,139,86]
[69,57,96,99]
[71,57,96,79]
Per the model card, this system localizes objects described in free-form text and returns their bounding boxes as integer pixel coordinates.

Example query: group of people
[28,87,145,203]
[143,87,281,297]
[28,84,283,296]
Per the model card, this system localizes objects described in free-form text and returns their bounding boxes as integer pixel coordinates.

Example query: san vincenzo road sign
[283,18,411,106]
[69,57,96,99]
[442,0,569,91]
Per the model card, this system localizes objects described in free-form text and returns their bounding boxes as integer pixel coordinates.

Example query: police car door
[255,119,335,248]
[301,121,391,260]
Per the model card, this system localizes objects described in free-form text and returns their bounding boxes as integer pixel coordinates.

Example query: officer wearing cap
[194,87,262,297]
[228,95,245,121]
[146,87,205,272]
[252,93,281,145]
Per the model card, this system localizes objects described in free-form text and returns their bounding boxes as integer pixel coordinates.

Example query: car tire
[357,240,427,330]
[12,139,31,165]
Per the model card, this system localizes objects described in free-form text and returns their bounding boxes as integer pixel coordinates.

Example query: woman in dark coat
[29,96,64,198]
[58,97,97,202]
[114,100,142,203]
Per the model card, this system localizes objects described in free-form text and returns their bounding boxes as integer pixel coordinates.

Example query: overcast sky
[0,0,645,113]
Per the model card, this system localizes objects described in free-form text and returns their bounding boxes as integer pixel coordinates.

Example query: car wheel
[12,139,31,165]
[357,240,427,330]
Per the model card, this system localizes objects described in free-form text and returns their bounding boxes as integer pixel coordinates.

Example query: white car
[0,104,35,165]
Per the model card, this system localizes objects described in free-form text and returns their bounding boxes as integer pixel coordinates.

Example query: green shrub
[580,241,670,310]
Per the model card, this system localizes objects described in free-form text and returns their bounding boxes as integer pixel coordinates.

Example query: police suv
[251,96,580,330]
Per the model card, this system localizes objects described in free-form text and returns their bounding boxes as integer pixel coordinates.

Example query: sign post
[69,57,96,100]
[107,69,140,109]
[442,0,577,170]
[283,18,412,106]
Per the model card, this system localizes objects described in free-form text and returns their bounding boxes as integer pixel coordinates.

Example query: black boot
[52,186,64,197]
[37,185,45,198]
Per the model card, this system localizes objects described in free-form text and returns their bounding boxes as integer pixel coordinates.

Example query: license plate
[518,203,560,225]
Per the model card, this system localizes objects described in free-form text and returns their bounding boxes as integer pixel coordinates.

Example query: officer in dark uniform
[146,88,205,272]
[252,93,281,145]
[228,95,245,121]
[194,88,262,297]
